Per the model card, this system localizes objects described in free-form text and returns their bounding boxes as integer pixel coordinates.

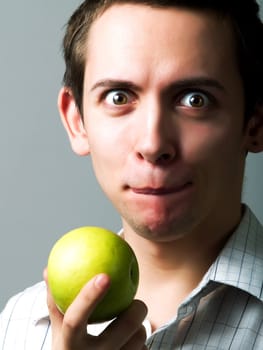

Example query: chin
[120,196,199,241]
[127,212,196,242]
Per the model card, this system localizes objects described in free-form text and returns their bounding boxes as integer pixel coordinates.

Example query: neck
[124,229,223,286]
[121,205,243,331]
[122,205,242,291]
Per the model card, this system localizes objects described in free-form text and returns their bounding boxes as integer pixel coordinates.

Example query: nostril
[159,153,171,160]
[157,153,173,163]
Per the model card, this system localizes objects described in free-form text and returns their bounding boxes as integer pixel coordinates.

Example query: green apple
[47,226,139,323]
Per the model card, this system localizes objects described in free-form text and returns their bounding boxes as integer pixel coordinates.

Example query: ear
[58,87,90,156]
[244,104,263,153]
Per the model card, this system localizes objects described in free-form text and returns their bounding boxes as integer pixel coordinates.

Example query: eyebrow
[90,77,226,93]
[169,77,226,92]
[90,79,141,92]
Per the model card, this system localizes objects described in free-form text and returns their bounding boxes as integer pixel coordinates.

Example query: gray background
[0,1,262,310]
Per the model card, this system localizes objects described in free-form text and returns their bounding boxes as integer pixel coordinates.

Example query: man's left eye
[180,92,210,108]
[105,90,131,105]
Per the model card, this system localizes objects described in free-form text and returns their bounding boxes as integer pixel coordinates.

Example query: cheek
[181,122,247,204]
[87,125,129,190]
[181,122,243,165]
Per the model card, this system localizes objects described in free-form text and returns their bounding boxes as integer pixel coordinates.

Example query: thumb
[59,274,111,346]
[64,273,111,329]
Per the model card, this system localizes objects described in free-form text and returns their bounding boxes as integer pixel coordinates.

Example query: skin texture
[49,3,263,348]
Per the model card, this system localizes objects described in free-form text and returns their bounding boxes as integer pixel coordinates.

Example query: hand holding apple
[47,226,139,323]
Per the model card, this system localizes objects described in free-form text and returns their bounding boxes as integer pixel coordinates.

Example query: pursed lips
[130,182,193,195]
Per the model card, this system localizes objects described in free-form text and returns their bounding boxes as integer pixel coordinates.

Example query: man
[1,0,263,349]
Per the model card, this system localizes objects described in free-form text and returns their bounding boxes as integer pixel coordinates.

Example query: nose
[135,101,177,165]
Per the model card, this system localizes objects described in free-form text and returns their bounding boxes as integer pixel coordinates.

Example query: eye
[105,90,131,106]
[180,91,210,108]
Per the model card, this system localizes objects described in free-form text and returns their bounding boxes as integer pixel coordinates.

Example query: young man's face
[63,4,256,241]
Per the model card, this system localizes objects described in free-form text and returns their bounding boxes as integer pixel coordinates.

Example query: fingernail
[94,274,110,290]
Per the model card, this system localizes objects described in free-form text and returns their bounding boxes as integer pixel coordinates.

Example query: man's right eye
[105,90,131,105]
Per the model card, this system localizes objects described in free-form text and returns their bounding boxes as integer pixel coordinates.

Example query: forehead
[87,3,236,50]
[84,4,239,88]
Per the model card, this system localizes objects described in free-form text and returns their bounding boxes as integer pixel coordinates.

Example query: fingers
[44,268,64,332]
[100,299,148,349]
[44,267,148,350]
[44,268,111,348]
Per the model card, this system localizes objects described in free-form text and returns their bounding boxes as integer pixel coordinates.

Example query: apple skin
[47,226,139,323]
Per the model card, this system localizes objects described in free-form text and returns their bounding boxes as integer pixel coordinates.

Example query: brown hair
[62,0,263,120]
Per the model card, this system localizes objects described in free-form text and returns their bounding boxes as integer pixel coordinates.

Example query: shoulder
[0,281,50,350]
[1,281,47,321]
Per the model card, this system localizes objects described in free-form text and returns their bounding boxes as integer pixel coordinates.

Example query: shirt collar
[207,205,263,301]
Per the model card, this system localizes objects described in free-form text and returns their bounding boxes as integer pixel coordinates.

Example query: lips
[130,182,192,195]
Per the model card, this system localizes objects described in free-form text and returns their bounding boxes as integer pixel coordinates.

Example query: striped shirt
[0,205,262,349]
